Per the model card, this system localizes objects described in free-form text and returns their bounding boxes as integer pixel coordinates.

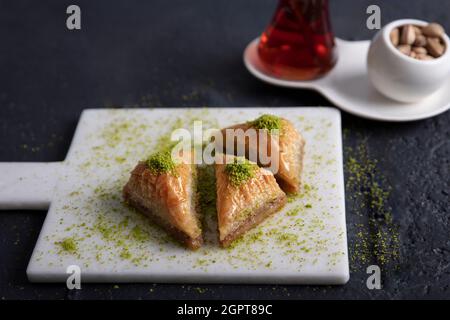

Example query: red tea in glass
[258,0,337,81]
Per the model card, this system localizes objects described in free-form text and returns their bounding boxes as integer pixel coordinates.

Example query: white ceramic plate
[244,38,450,122]
[0,108,349,284]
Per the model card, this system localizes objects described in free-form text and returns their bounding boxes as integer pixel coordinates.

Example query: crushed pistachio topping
[146,151,176,175]
[58,237,78,253]
[345,142,400,270]
[251,114,281,131]
[225,157,257,187]
[197,165,217,217]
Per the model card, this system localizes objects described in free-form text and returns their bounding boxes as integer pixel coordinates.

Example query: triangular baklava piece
[123,149,203,250]
[220,114,305,194]
[215,155,287,247]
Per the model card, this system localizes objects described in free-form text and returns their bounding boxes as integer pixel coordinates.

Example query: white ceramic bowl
[367,19,450,103]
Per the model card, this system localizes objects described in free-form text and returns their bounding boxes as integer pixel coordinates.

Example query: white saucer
[244,38,450,122]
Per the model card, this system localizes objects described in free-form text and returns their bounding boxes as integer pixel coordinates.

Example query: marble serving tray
[0,107,349,284]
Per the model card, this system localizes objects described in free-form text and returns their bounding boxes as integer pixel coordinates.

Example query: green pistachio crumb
[197,165,217,216]
[345,143,399,270]
[251,114,281,131]
[131,226,150,242]
[146,151,176,175]
[225,157,257,186]
[58,238,77,253]
[194,287,207,294]
[120,248,132,260]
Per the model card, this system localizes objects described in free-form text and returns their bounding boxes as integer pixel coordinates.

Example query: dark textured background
[0,0,449,300]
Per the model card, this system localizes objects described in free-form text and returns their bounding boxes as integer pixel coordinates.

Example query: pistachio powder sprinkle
[225,158,257,187]
[197,165,217,217]
[345,142,400,270]
[57,237,78,254]
[250,114,282,131]
[146,151,176,175]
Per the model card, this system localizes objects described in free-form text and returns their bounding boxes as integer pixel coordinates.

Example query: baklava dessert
[123,149,203,250]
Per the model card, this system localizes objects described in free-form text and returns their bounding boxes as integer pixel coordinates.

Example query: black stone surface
[0,0,449,300]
